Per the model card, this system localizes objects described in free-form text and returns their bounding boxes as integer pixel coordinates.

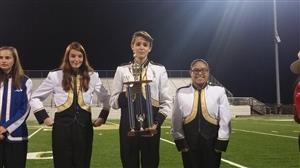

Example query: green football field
[26,117,300,168]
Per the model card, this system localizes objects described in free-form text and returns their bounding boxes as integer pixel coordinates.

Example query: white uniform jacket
[30,70,110,123]
[110,61,172,124]
[171,84,231,150]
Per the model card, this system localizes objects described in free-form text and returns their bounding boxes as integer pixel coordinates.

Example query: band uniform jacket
[171,84,231,152]
[0,76,32,142]
[30,70,110,124]
[110,61,172,125]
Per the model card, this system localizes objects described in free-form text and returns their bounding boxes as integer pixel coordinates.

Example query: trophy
[124,63,155,136]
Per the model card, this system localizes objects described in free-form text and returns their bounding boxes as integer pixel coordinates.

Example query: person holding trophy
[110,31,172,168]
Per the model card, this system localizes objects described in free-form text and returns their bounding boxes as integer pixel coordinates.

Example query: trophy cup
[124,63,154,136]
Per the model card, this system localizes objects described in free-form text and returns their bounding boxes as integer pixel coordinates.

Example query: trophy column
[124,63,154,136]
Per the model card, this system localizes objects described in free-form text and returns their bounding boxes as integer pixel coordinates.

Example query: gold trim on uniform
[56,88,73,112]
[184,89,218,125]
[56,76,91,112]
[77,76,91,112]
[140,67,160,108]
[200,89,218,125]
[141,67,147,99]
[184,90,199,124]
[151,98,160,107]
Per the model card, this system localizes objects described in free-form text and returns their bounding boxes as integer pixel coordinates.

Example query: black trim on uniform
[215,139,229,152]
[176,84,191,93]
[120,62,131,66]
[150,60,163,66]
[50,68,61,72]
[155,112,166,126]
[34,109,49,124]
[175,138,189,151]
[98,109,109,123]
[118,92,127,108]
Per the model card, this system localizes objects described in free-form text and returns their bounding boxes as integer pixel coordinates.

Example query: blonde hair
[0,46,25,89]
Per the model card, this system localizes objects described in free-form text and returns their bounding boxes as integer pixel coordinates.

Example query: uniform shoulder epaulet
[176,84,191,93]
[208,81,221,87]
[150,61,163,66]
[50,68,61,72]
[120,62,131,66]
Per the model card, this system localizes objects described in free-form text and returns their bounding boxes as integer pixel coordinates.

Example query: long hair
[0,46,24,89]
[59,41,93,92]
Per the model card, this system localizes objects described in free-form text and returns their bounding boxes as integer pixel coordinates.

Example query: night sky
[0,0,299,104]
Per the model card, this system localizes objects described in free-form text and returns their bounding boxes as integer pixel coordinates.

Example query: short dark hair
[131,31,154,47]
[190,59,209,70]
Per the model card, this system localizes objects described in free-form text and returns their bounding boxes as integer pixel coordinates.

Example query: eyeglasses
[191,68,209,75]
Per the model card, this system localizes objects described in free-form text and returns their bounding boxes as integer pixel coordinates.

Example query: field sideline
[25,117,299,168]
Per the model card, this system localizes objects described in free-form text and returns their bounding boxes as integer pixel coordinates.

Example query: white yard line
[232,121,298,128]
[233,129,298,139]
[221,159,248,168]
[160,137,175,145]
[160,138,248,168]
[28,127,43,139]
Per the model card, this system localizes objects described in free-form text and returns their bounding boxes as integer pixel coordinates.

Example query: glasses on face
[191,68,209,75]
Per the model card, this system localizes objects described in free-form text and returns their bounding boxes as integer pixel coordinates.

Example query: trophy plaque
[124,63,156,136]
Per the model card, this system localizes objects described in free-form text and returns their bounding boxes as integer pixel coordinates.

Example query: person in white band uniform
[171,59,231,168]
[30,41,110,168]
[110,31,172,168]
[0,46,32,168]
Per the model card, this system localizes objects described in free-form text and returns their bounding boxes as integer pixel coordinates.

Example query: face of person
[190,61,209,88]
[131,36,152,61]
[68,49,83,69]
[0,49,15,74]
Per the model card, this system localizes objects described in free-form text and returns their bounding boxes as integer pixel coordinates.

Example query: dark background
[0,0,299,104]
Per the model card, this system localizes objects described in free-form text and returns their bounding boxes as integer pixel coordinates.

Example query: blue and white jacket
[0,76,32,142]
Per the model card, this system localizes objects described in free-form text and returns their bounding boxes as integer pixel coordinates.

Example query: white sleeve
[109,67,124,109]
[171,92,185,140]
[158,67,172,117]
[30,72,55,112]
[93,72,110,110]
[217,88,231,140]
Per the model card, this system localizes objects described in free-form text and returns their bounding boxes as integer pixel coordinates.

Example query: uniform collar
[192,82,207,91]
[71,69,82,76]
[131,59,150,69]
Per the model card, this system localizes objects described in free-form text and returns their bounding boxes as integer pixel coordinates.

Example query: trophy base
[127,129,157,137]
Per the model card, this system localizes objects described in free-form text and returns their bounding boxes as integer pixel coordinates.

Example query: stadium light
[273,0,281,113]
